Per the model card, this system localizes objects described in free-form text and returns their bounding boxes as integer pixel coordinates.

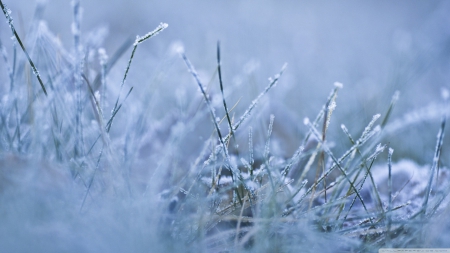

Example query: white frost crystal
[334,82,343,88]
[303,117,310,125]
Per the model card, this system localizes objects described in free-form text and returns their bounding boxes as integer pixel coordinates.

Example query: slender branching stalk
[107,23,168,132]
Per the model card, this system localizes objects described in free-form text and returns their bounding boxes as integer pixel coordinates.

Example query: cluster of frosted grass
[1,2,450,252]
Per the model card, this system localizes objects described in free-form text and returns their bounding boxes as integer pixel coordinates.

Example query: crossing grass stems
[1,2,450,252]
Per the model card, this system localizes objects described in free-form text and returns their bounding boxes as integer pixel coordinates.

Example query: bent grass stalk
[107,23,168,132]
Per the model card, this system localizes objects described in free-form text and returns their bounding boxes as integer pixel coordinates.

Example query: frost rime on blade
[107,22,168,132]
[334,82,344,89]
[134,23,168,46]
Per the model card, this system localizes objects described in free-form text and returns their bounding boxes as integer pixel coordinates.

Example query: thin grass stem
[0,0,47,95]
[108,23,167,132]
[421,115,446,217]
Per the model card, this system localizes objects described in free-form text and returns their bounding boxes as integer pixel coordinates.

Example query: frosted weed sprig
[107,22,168,132]
[80,22,168,211]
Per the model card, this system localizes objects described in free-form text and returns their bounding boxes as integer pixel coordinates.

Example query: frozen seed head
[334,82,343,89]
[389,148,394,156]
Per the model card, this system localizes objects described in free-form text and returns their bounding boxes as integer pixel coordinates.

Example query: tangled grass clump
[1,1,450,252]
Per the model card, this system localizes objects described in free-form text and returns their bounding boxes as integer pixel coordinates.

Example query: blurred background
[2,0,450,165]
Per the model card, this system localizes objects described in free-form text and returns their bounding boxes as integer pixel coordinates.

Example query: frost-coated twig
[0,0,47,95]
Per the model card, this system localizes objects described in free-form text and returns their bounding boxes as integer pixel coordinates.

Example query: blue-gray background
[2,0,450,163]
